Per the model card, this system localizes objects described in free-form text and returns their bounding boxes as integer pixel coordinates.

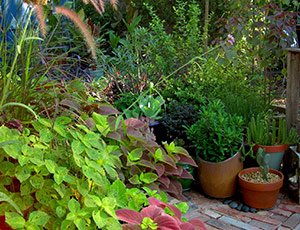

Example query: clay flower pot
[238,167,284,209]
[197,152,243,198]
[254,144,289,170]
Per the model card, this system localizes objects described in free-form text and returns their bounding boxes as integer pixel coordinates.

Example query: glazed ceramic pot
[197,152,243,198]
[254,144,289,170]
[238,167,284,209]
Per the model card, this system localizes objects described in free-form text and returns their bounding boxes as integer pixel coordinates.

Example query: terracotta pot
[197,152,243,198]
[254,144,289,170]
[238,167,284,209]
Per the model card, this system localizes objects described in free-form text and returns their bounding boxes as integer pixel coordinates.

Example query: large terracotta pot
[254,144,289,170]
[238,167,284,209]
[197,152,243,198]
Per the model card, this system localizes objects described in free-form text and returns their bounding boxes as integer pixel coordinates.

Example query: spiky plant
[24,0,118,59]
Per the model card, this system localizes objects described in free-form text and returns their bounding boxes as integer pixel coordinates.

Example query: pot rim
[198,151,241,165]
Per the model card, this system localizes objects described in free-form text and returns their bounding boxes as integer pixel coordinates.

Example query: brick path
[173,190,300,230]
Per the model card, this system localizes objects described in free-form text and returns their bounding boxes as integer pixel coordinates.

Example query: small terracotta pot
[197,152,243,198]
[254,144,289,170]
[238,167,284,209]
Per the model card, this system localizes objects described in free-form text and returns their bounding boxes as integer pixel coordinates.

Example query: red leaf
[154,214,181,230]
[116,209,142,224]
[188,219,207,230]
[155,164,165,177]
[127,127,146,142]
[96,104,120,115]
[122,224,141,230]
[180,222,195,230]
[140,205,164,219]
[161,155,177,168]
[107,131,122,141]
[178,155,197,167]
[157,176,170,188]
[180,168,195,180]
[148,197,182,219]
[125,118,145,128]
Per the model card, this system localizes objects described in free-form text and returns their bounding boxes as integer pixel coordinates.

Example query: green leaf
[71,140,85,155]
[28,211,50,227]
[174,202,189,214]
[102,197,117,218]
[0,192,22,215]
[77,180,89,196]
[74,218,86,230]
[53,123,68,138]
[128,175,141,185]
[139,172,158,184]
[92,210,106,229]
[68,198,81,213]
[15,165,31,183]
[37,118,52,128]
[85,148,101,160]
[56,206,66,218]
[55,116,72,125]
[128,148,143,162]
[154,148,163,161]
[39,128,53,143]
[5,212,25,229]
[84,194,102,208]
[44,160,56,174]
[103,165,118,179]
[29,174,44,189]
[108,180,127,208]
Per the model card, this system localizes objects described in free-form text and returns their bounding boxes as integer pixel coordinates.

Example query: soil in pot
[240,171,281,184]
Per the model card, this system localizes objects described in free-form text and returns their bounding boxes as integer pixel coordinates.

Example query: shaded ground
[170,189,300,230]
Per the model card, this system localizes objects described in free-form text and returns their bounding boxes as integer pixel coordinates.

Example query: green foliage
[0,106,196,228]
[247,116,299,146]
[187,100,244,162]
[0,8,48,120]
[0,123,165,229]
[163,58,269,124]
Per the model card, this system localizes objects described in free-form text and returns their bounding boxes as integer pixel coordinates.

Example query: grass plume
[55,6,96,59]
[34,5,46,36]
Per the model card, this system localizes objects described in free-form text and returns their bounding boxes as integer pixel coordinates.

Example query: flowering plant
[116,197,206,230]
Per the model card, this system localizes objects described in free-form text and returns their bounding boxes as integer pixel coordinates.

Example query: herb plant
[187,100,244,162]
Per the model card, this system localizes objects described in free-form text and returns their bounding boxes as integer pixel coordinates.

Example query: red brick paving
[178,190,300,230]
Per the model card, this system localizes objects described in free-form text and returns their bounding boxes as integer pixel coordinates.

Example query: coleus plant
[100,116,197,199]
[116,197,206,230]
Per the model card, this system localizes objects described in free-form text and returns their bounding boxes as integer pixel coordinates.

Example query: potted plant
[247,115,298,170]
[238,148,284,209]
[187,100,244,198]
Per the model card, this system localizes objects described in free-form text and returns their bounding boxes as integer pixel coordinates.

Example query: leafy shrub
[160,101,199,152]
[187,100,244,162]
[0,105,196,228]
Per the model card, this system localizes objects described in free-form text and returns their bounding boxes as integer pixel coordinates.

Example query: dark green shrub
[187,100,244,162]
